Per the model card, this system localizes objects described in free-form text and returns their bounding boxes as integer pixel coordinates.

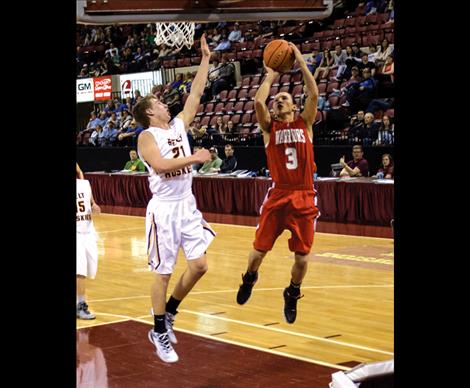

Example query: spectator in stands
[123,149,146,172]
[109,111,120,129]
[105,43,120,65]
[179,72,194,94]
[213,116,228,134]
[157,44,173,59]
[87,111,100,131]
[374,115,394,145]
[314,49,334,80]
[163,84,182,118]
[357,53,376,77]
[333,66,362,96]
[380,55,394,83]
[198,147,223,174]
[347,110,365,143]
[102,120,118,146]
[306,48,322,75]
[118,119,143,147]
[351,43,364,60]
[339,145,369,177]
[208,28,222,48]
[211,57,235,97]
[373,153,394,179]
[90,124,105,147]
[118,109,132,132]
[361,112,379,146]
[97,111,108,128]
[151,84,164,101]
[133,90,142,104]
[375,39,393,67]
[331,45,348,81]
[366,97,393,114]
[228,23,243,43]
[226,120,236,134]
[214,144,237,173]
[79,64,89,78]
[342,68,376,112]
[214,35,231,52]
[171,73,184,90]
[368,44,378,63]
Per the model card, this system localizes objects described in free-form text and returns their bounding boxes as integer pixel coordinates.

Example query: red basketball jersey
[266,116,315,189]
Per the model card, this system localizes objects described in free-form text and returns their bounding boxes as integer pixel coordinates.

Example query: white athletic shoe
[165,312,178,344]
[150,308,178,344]
[148,330,179,363]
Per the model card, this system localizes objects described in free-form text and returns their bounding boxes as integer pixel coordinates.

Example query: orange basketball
[263,39,295,73]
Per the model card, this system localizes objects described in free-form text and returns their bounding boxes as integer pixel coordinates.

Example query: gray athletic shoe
[76,302,96,320]
[165,312,178,344]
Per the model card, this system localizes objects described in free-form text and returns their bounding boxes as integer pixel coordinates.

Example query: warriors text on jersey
[138,117,193,200]
[266,116,315,189]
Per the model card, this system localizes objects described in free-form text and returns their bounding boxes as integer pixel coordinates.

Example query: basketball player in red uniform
[237,43,319,324]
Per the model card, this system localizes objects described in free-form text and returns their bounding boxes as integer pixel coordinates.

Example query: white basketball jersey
[138,117,193,200]
[76,179,95,234]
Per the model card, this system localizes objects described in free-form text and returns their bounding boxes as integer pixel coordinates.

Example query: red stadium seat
[219,90,229,101]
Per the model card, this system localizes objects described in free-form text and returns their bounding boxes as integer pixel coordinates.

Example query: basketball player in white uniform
[134,33,214,363]
[76,166,101,319]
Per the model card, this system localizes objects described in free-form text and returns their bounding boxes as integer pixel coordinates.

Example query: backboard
[77,0,334,24]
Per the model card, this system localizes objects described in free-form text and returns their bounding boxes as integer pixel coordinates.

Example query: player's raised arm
[288,42,318,129]
[254,63,279,133]
[177,33,211,129]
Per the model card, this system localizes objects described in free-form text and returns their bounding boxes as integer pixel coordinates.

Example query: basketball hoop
[155,22,195,52]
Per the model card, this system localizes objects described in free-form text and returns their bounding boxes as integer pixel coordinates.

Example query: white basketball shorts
[145,192,216,275]
[77,232,98,279]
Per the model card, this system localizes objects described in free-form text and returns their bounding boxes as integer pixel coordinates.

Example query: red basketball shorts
[253,188,319,255]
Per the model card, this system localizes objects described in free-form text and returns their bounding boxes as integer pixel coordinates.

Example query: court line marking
[76,317,131,329]
[97,313,351,371]
[98,213,393,241]
[88,284,393,302]
[98,227,143,234]
[179,309,394,356]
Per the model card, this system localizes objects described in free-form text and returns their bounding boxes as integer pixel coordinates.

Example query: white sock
[77,295,86,304]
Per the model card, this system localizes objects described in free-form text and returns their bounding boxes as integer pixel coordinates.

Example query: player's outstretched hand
[263,61,279,78]
[194,148,211,163]
[200,33,211,58]
[287,42,304,64]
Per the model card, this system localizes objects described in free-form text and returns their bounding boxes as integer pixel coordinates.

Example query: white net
[155,22,195,52]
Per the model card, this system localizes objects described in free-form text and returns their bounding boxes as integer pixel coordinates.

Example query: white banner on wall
[76,78,94,102]
[119,71,163,97]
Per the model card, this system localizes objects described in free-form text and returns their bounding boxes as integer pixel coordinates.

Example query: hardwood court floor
[78,213,393,372]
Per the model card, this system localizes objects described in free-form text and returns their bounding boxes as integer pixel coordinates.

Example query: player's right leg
[236,249,266,305]
[237,190,284,305]
[146,201,180,363]
[76,233,96,320]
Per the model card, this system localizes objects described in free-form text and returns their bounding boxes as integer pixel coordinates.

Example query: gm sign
[76,78,94,102]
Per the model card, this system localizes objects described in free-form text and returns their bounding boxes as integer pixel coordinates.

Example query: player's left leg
[76,275,95,320]
[283,253,309,324]
[283,191,318,323]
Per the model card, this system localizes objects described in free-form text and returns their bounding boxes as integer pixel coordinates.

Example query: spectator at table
[123,149,146,172]
[373,153,394,179]
[339,145,369,177]
[212,144,238,173]
[198,147,223,174]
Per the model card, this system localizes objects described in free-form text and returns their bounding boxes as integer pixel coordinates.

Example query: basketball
[263,39,295,73]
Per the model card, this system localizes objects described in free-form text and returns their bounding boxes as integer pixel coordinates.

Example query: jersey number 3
[285,147,298,170]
